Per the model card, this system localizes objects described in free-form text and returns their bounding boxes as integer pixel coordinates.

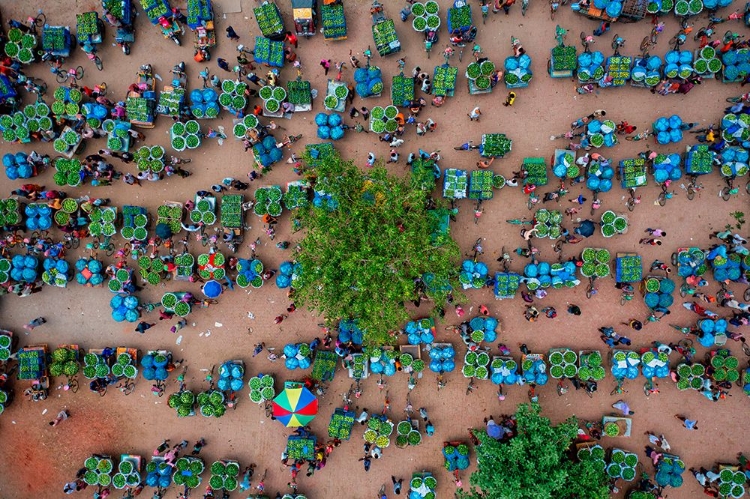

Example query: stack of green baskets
[323,84,348,110]
[189,198,216,226]
[580,248,611,278]
[209,461,240,492]
[259,85,287,114]
[89,206,117,238]
[549,349,578,379]
[107,268,133,293]
[254,185,283,218]
[136,145,166,174]
[82,352,110,379]
[156,204,182,235]
[138,255,164,286]
[4,28,37,64]
[248,374,276,404]
[161,292,192,317]
[170,120,201,151]
[82,455,114,488]
[607,449,639,482]
[112,457,141,490]
[369,105,400,134]
[218,80,248,113]
[600,210,627,237]
[232,114,259,139]
[112,352,138,379]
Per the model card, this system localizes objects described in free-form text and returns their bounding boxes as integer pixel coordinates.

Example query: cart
[254,1,286,40]
[76,12,105,47]
[18,344,49,401]
[494,272,521,299]
[311,350,337,382]
[287,79,312,112]
[188,0,216,55]
[287,435,317,459]
[615,253,642,283]
[157,67,186,118]
[140,0,173,25]
[606,56,632,86]
[220,194,244,244]
[670,247,706,277]
[602,415,632,437]
[103,119,132,152]
[468,76,492,95]
[443,168,468,200]
[291,0,317,36]
[684,144,715,176]
[328,407,354,439]
[325,80,347,112]
[575,0,647,22]
[347,352,369,379]
[372,7,401,56]
[58,126,84,158]
[127,66,157,128]
[447,1,472,35]
[618,158,648,189]
[522,157,548,186]
[549,44,577,78]
[103,0,136,52]
[433,64,457,97]
[399,344,422,375]
[321,0,347,40]
[41,25,74,60]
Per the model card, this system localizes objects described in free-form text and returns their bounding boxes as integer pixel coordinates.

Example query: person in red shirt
[252,105,262,116]
[285,31,298,48]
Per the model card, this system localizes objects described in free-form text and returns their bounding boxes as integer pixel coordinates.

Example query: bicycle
[64,376,79,393]
[610,378,627,395]
[611,34,625,55]
[619,284,635,305]
[499,246,512,272]
[31,229,51,241]
[720,176,740,201]
[624,130,653,141]
[656,183,675,206]
[92,235,116,256]
[522,0,529,15]
[116,380,135,395]
[466,378,476,395]
[527,190,540,210]
[685,176,703,200]
[506,218,534,226]
[585,277,599,299]
[86,52,104,71]
[53,65,85,85]
[63,232,80,249]
[151,379,166,397]
[625,188,637,212]
[550,0,559,20]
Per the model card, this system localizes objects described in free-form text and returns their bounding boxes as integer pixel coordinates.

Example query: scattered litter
[214,322,223,327]
[42,409,48,415]
[247,312,255,319]
[176,335,183,345]
[154,73,163,81]
[205,330,211,337]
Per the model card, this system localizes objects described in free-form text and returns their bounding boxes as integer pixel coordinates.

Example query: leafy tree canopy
[293,153,460,345]
[458,403,609,499]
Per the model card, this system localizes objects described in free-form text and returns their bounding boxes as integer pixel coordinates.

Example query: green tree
[458,403,609,499]
[293,154,460,345]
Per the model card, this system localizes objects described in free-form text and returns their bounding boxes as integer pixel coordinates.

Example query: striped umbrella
[271,386,318,427]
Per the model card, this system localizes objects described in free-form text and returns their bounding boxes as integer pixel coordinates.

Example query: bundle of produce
[156,204,182,235]
[577,51,605,82]
[254,185,283,217]
[189,88,220,119]
[10,254,39,283]
[209,461,240,491]
[662,50,693,81]
[578,445,606,472]
[248,374,276,404]
[3,152,37,180]
[338,319,365,345]
[693,45,722,76]
[580,248,611,279]
[521,157,547,185]
[75,258,104,286]
[102,120,131,152]
[619,157,647,188]
[112,352,138,379]
[469,315,500,344]
[605,56,631,86]
[552,45,577,72]
[646,0,675,12]
[599,210,628,238]
[368,105,398,134]
[674,248,706,278]
[283,343,314,370]
[427,344,456,374]
[189,197,216,226]
[4,28,37,64]
[685,144,715,174]
[314,112,346,140]
[716,468,747,498]
[83,351,111,379]
[53,198,77,227]
[523,262,581,291]
[125,96,152,123]
[329,409,355,439]
[503,54,531,87]
[0,387,9,415]
[463,350,490,380]
[120,205,148,241]
[433,65,458,97]
[395,420,422,447]
[170,120,201,152]
[616,254,642,282]
[410,156,439,191]
[48,347,80,379]
[76,12,99,36]
[173,253,194,280]
[112,457,141,490]
[253,37,285,68]
[218,79,249,114]
[172,457,204,489]
[521,356,549,385]
[42,257,71,287]
[0,332,12,362]
[168,390,196,417]
[259,85,287,114]
[721,112,750,144]
[82,455,114,487]
[107,267,133,293]
[466,59,497,91]
[23,203,51,232]
[51,157,83,187]
[232,114,259,139]
[17,347,45,379]
[136,145,166,174]
[707,245,744,284]
[283,182,310,210]
[88,206,117,238]
[443,444,470,472]
[363,416,394,448]
[643,277,675,311]
[187,0,212,27]
[253,2,284,36]
[286,80,312,105]
[391,75,415,106]
[577,350,606,381]
[311,350,338,382]
[719,146,749,178]
[372,19,400,56]
[494,272,521,299]
[631,55,662,87]
[411,1,441,31]
[217,360,245,393]
[447,3,471,31]
[53,129,83,156]
[548,348,579,379]
[655,455,685,488]
[675,362,708,391]
[610,350,641,379]
[608,449,639,482]
[443,168,468,199]
[531,208,564,240]
[197,389,228,418]
[723,48,750,82]
[696,318,730,348]
[321,2,346,39]
[0,198,21,228]
[220,194,243,229]
[653,115,686,145]
[640,349,670,378]
[141,352,170,382]
[109,293,141,322]
[410,473,438,497]
[197,252,225,281]
[468,170,495,200]
[405,318,436,345]
[252,134,283,169]
[366,346,400,376]
[275,259,300,289]
[652,153,683,183]
[459,259,489,290]
[1,102,51,144]
[235,258,264,288]
[552,150,579,179]
[0,259,8,285]
[287,436,316,460]
[586,119,617,149]
[354,66,384,98]
[158,86,185,117]
[489,357,519,385]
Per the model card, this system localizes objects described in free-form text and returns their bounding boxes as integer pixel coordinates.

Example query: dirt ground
[1,0,749,498]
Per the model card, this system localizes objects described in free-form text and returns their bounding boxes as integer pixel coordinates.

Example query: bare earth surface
[0,1,748,498]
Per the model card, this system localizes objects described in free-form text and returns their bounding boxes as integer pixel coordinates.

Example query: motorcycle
[115,26,134,55]
[158,16,182,45]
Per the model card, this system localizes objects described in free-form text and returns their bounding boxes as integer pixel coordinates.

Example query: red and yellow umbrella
[271,386,318,427]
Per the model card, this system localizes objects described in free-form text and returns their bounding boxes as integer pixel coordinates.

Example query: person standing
[135,322,155,334]
[217,58,231,72]
[226,26,240,41]
[320,59,331,75]
[171,318,187,334]
[468,106,481,121]
[49,409,70,426]
[285,31,298,48]
[675,415,699,429]
[392,476,403,495]
[645,228,666,237]
[23,317,46,331]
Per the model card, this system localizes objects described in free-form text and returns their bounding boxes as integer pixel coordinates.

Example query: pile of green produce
[168,390,197,417]
[616,255,642,282]
[533,208,563,239]
[578,350,606,381]
[83,455,114,487]
[549,349,578,379]
[1,102,51,143]
[103,120,131,151]
[248,374,276,404]
[112,352,138,379]
[363,417,394,448]
[112,457,141,490]
[254,185,283,218]
[170,120,201,152]
[685,144,715,174]
[232,114,259,139]
[606,56,632,86]
[198,252,226,281]
[286,80,312,105]
[138,255,165,286]
[259,85,287,114]
[619,158,647,188]
[580,248,611,278]
[391,74,415,107]
[156,204,182,235]
[411,1,441,32]
[463,350,490,380]
[395,420,422,447]
[323,84,348,111]
[197,389,227,418]
[372,19,399,56]
[0,198,21,228]
[189,198,216,226]
[608,449,639,481]
[172,457,204,489]
[120,205,148,241]
[369,105,400,134]
[4,28,36,64]
[218,79,248,114]
[467,59,497,90]
[88,206,117,238]
[253,2,284,36]
[328,409,355,439]
[522,157,547,185]
[693,45,722,76]
[125,96,152,123]
[433,65,458,96]
[551,45,577,71]
[321,2,346,39]
[53,129,82,155]
[107,267,133,293]
[209,461,240,491]
[174,253,195,280]
[161,292,192,318]
[717,468,747,498]
[82,352,109,379]
[220,194,243,228]
[159,87,185,117]
[53,158,83,187]
[708,353,740,384]
[136,145,166,174]
[577,444,606,472]
[600,210,628,238]
[48,347,80,379]
[0,333,12,363]
[283,182,310,210]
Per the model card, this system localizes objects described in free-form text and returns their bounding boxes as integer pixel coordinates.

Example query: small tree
[458,403,609,499]
[294,154,460,345]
